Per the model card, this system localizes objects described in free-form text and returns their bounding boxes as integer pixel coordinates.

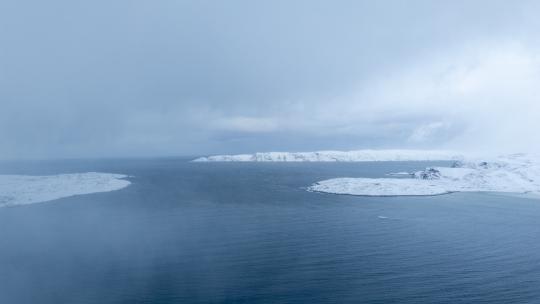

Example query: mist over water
[2,158,540,303]
[2,1,540,303]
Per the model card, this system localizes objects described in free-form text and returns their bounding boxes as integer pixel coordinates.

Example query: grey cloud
[1,0,539,158]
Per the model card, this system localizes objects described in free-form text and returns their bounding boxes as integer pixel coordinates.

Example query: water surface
[1,158,540,303]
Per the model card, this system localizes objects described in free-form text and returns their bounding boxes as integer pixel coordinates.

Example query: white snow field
[309,154,540,197]
[0,172,131,207]
[193,150,463,162]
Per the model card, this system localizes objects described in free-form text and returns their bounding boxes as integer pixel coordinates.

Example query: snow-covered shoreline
[309,154,540,197]
[193,150,463,162]
[195,149,540,197]
[0,172,131,207]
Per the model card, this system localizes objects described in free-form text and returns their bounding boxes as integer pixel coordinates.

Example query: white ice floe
[193,150,463,162]
[0,172,131,207]
[309,154,540,197]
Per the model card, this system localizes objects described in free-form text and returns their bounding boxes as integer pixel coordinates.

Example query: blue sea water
[1,158,540,303]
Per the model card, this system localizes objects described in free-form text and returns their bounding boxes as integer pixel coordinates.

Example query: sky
[1,0,540,159]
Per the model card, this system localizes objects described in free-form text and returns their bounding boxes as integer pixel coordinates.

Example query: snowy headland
[193,150,463,162]
[0,172,131,207]
[309,154,540,197]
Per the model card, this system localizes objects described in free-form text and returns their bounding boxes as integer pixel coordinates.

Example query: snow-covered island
[309,154,540,197]
[193,150,463,162]
[0,172,131,207]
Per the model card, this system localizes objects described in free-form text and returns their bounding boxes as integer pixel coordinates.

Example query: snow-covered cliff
[193,150,463,162]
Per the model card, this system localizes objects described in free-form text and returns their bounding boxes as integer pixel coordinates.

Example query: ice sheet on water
[0,172,130,207]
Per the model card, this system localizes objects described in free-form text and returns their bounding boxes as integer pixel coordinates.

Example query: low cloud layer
[1,0,539,158]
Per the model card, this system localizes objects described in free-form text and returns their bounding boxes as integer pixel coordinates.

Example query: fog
[2,3,540,303]
[1,0,539,159]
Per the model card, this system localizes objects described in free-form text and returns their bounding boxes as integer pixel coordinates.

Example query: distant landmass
[193,149,463,162]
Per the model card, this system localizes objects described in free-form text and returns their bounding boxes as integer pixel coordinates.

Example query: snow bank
[193,150,462,162]
[309,177,450,196]
[309,154,540,197]
[0,172,131,207]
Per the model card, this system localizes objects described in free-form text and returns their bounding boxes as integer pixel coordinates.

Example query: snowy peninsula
[0,172,131,207]
[309,154,540,197]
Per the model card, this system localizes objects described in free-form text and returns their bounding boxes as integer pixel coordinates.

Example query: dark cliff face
[451,161,464,168]
[415,168,441,180]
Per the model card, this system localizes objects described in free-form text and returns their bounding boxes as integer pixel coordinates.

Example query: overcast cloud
[1,0,539,159]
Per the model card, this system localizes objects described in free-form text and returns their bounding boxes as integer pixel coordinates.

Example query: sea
[1,158,540,303]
